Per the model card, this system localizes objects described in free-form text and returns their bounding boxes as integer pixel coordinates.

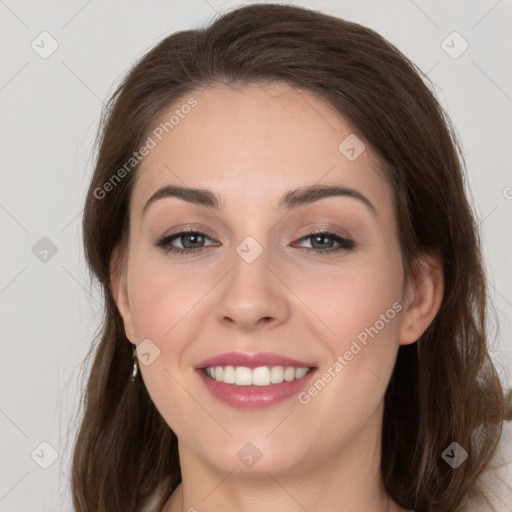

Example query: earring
[130,345,138,382]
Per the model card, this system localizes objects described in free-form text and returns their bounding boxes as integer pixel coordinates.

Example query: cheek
[301,248,403,351]
[302,257,403,432]
[126,252,213,342]
[125,254,215,435]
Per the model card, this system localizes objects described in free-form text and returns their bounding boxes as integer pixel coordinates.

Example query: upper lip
[195,351,315,369]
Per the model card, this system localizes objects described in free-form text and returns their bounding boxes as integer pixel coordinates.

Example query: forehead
[131,82,392,218]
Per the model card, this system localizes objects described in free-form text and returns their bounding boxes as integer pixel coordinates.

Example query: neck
[163,404,407,512]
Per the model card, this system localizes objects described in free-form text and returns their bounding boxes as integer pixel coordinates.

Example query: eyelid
[294,222,353,241]
[162,224,217,239]
[298,223,350,235]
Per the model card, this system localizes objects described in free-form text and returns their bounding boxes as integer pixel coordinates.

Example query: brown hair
[73,3,508,511]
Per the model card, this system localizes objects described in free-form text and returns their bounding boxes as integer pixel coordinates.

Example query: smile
[196,352,317,409]
[204,365,311,386]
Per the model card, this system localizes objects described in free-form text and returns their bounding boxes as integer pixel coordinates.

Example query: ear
[110,246,136,344]
[398,253,444,345]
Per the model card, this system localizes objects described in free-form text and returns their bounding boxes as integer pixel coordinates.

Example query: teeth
[284,367,295,382]
[295,367,309,379]
[253,366,270,386]
[204,365,311,386]
[270,366,284,384]
[235,366,253,385]
[223,365,235,384]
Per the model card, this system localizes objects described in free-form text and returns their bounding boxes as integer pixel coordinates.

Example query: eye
[155,228,217,257]
[293,230,355,256]
[155,227,355,258]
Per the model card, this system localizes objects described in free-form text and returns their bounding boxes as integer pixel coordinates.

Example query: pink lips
[195,351,315,370]
[195,351,317,410]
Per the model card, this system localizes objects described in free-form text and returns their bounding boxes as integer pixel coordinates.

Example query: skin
[111,82,444,512]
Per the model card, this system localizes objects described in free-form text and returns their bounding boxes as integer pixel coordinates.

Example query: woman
[72,4,510,511]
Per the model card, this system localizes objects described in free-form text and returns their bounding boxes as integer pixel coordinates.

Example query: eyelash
[155,227,355,258]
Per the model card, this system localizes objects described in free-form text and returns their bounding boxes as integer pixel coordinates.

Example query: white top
[467,419,512,511]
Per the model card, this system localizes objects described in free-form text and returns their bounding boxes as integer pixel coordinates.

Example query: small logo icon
[206,0,228,9]
[338,134,365,161]
[136,338,161,366]
[441,442,468,468]
[32,237,58,263]
[236,236,263,264]
[441,32,469,59]
[31,32,59,59]
[31,441,58,469]
[237,442,263,468]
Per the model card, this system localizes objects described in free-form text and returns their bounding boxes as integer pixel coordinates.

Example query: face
[113,82,433,477]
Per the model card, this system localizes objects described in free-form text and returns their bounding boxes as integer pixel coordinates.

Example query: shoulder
[465,420,512,511]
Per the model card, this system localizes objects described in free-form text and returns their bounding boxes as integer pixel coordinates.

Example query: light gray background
[0,1,511,510]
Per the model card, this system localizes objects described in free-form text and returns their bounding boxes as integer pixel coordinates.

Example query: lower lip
[197,369,316,410]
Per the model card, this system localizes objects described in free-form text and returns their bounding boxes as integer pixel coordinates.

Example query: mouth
[204,365,311,385]
[195,352,317,409]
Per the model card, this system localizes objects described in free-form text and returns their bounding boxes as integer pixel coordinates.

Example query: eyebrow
[142,183,377,217]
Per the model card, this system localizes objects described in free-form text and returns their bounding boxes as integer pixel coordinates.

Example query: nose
[214,245,290,333]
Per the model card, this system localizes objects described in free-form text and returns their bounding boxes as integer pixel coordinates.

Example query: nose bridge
[214,232,289,330]
[228,233,273,304]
